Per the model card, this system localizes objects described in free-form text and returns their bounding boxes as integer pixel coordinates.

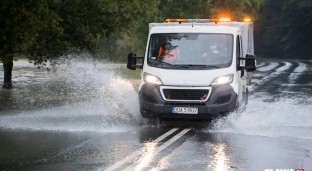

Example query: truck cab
[127,18,256,119]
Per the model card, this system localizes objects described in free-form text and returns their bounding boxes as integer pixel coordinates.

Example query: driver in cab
[157,42,180,60]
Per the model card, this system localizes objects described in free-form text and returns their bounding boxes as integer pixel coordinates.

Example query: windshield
[147,33,233,69]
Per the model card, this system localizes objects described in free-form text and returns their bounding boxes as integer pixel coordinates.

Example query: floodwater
[0,59,312,171]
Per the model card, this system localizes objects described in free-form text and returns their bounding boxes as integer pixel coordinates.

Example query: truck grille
[165,102,206,106]
[163,89,209,101]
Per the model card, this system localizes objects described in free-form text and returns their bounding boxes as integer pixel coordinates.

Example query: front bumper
[139,83,237,119]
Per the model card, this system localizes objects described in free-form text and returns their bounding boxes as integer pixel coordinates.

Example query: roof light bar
[244,18,252,22]
[165,18,231,23]
[219,18,231,22]
[165,19,187,22]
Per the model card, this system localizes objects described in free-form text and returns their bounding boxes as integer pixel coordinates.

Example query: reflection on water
[208,142,232,171]
[150,154,170,171]
[133,142,157,171]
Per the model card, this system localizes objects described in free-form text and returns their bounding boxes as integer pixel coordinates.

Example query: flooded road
[0,59,312,171]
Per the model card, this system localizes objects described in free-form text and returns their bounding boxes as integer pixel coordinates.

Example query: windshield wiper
[150,60,173,67]
[196,65,220,69]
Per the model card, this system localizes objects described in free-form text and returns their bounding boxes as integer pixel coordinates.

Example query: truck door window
[236,36,241,67]
[237,35,244,77]
[240,36,244,66]
[147,33,233,69]
[236,36,240,57]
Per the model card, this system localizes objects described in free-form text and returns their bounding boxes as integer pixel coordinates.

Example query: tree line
[255,0,312,59]
[1,0,311,88]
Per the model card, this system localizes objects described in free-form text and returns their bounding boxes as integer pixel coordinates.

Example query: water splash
[0,57,142,132]
[209,95,312,140]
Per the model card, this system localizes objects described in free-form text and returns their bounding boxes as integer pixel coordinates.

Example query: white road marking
[276,62,291,72]
[256,62,265,68]
[289,62,308,82]
[104,128,179,171]
[122,128,192,171]
[285,62,308,92]
[257,62,279,72]
[250,62,291,90]
[294,62,308,72]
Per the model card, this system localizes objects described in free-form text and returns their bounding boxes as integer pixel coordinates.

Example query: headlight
[211,74,234,86]
[144,73,162,85]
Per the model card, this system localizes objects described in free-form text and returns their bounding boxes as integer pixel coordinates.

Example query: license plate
[172,107,198,114]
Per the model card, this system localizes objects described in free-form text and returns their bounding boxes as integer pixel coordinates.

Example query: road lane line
[104,128,179,171]
[154,128,191,153]
[251,62,292,90]
[257,62,279,72]
[122,128,192,171]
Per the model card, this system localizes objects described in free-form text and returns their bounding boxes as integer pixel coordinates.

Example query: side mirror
[127,52,143,70]
[245,54,257,72]
[127,52,137,70]
[238,54,256,72]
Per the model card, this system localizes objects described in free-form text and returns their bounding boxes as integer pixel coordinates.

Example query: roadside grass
[114,67,141,88]
[114,67,141,80]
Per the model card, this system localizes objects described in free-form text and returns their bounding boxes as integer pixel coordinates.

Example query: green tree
[265,0,312,59]
[0,0,61,88]
[95,0,160,62]
[28,0,159,63]
[0,0,160,88]
[209,0,264,20]
[157,0,263,21]
[157,0,210,19]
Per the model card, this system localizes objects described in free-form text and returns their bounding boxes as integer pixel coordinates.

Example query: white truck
[127,18,256,119]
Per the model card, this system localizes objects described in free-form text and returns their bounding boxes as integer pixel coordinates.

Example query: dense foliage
[255,0,312,59]
[0,0,60,62]
[0,0,157,86]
